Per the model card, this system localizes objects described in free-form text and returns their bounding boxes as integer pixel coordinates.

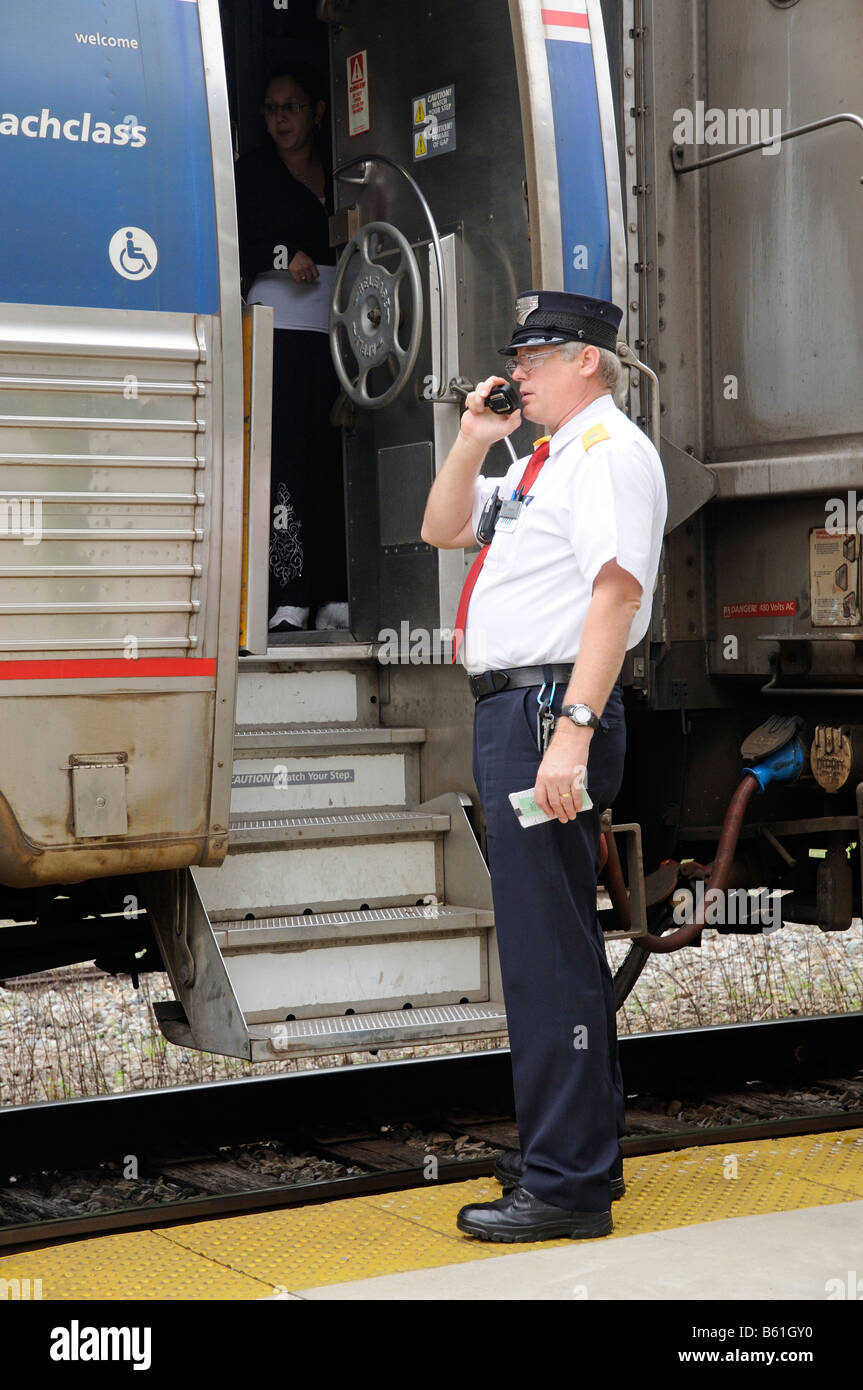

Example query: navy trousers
[472,680,627,1212]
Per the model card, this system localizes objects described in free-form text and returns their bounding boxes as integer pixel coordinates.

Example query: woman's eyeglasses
[263,101,312,117]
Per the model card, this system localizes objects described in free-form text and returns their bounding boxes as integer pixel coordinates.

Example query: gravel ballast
[1,920,861,1106]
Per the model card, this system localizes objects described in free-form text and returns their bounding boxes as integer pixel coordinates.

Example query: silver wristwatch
[560,703,600,731]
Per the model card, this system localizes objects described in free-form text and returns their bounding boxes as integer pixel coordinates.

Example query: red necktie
[451,439,551,662]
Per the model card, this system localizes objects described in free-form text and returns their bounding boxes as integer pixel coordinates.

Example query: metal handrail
[334,155,449,400]
[616,341,660,449]
[672,111,863,177]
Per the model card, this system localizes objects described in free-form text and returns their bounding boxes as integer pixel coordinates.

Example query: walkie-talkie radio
[485,382,520,414]
[476,486,503,544]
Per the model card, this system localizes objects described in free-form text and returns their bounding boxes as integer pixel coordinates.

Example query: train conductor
[422,290,667,1241]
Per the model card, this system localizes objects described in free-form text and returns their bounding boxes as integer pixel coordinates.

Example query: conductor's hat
[499,290,623,355]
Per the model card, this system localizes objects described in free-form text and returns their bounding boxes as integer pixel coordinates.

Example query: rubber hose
[601,829,630,931]
[633,772,761,954]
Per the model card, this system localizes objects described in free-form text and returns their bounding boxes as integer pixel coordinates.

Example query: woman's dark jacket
[235,140,335,296]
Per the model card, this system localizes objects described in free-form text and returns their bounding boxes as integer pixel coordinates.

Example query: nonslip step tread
[249,1001,508,1057]
[214,903,494,949]
[234,724,426,747]
[226,808,450,845]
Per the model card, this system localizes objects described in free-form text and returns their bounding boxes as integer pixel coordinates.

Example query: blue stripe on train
[545,36,612,299]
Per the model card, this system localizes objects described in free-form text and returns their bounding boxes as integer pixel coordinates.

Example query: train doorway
[220,0,533,660]
[220,0,634,664]
[220,0,354,649]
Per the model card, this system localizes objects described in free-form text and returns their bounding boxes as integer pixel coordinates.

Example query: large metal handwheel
[329,221,423,410]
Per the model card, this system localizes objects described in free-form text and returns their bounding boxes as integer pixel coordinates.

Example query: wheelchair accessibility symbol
[109,227,158,281]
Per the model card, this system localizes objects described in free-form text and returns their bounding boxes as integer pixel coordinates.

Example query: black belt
[468,663,576,702]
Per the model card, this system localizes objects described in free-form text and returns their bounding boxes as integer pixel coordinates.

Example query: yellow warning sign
[411,86,456,163]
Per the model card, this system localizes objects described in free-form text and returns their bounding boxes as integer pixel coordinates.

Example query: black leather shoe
[493,1149,626,1201]
[457,1185,612,1242]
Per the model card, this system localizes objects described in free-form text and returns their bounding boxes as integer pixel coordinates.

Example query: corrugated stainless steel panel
[0,0,242,881]
[0,412,199,430]
[0,305,205,359]
[704,0,863,468]
[0,566,200,577]
[0,373,203,396]
[0,307,207,660]
[0,490,202,504]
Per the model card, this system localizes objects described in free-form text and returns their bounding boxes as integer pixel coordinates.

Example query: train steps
[152,647,506,1061]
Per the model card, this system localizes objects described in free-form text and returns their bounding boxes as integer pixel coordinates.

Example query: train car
[1,0,861,1063]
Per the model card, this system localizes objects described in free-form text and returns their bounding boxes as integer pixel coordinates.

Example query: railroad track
[2,1014,861,1251]
[0,964,109,991]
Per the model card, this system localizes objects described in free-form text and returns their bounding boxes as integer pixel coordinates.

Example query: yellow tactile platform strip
[2,1129,861,1300]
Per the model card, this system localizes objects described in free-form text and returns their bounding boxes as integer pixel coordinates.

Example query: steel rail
[3,1107,862,1253]
[1,1015,861,1251]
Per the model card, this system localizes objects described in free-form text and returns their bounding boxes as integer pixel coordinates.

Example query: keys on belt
[536,691,556,754]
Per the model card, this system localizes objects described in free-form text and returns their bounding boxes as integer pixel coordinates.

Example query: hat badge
[515,294,539,326]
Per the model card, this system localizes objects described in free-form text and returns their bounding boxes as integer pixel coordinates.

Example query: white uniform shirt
[462,393,667,674]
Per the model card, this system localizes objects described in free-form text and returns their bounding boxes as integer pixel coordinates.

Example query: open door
[325,0,631,650]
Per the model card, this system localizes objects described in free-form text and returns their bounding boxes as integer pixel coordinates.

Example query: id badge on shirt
[494,497,525,533]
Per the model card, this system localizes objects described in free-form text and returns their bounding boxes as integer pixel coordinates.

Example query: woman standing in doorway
[235,62,348,634]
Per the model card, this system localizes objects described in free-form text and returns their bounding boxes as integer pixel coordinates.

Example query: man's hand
[422,376,523,548]
[459,377,523,447]
[533,721,592,823]
[289,250,319,284]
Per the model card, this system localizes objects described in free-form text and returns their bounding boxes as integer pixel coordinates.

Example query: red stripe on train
[0,658,218,679]
[541,9,590,27]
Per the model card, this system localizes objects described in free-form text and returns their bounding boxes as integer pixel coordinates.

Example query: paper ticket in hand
[508,784,593,829]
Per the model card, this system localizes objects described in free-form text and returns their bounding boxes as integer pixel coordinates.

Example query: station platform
[2,1128,862,1301]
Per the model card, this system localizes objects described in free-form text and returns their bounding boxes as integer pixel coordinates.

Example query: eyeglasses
[263,101,312,117]
[504,348,564,378]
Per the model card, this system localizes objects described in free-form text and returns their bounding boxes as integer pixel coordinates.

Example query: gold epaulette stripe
[582,423,611,452]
